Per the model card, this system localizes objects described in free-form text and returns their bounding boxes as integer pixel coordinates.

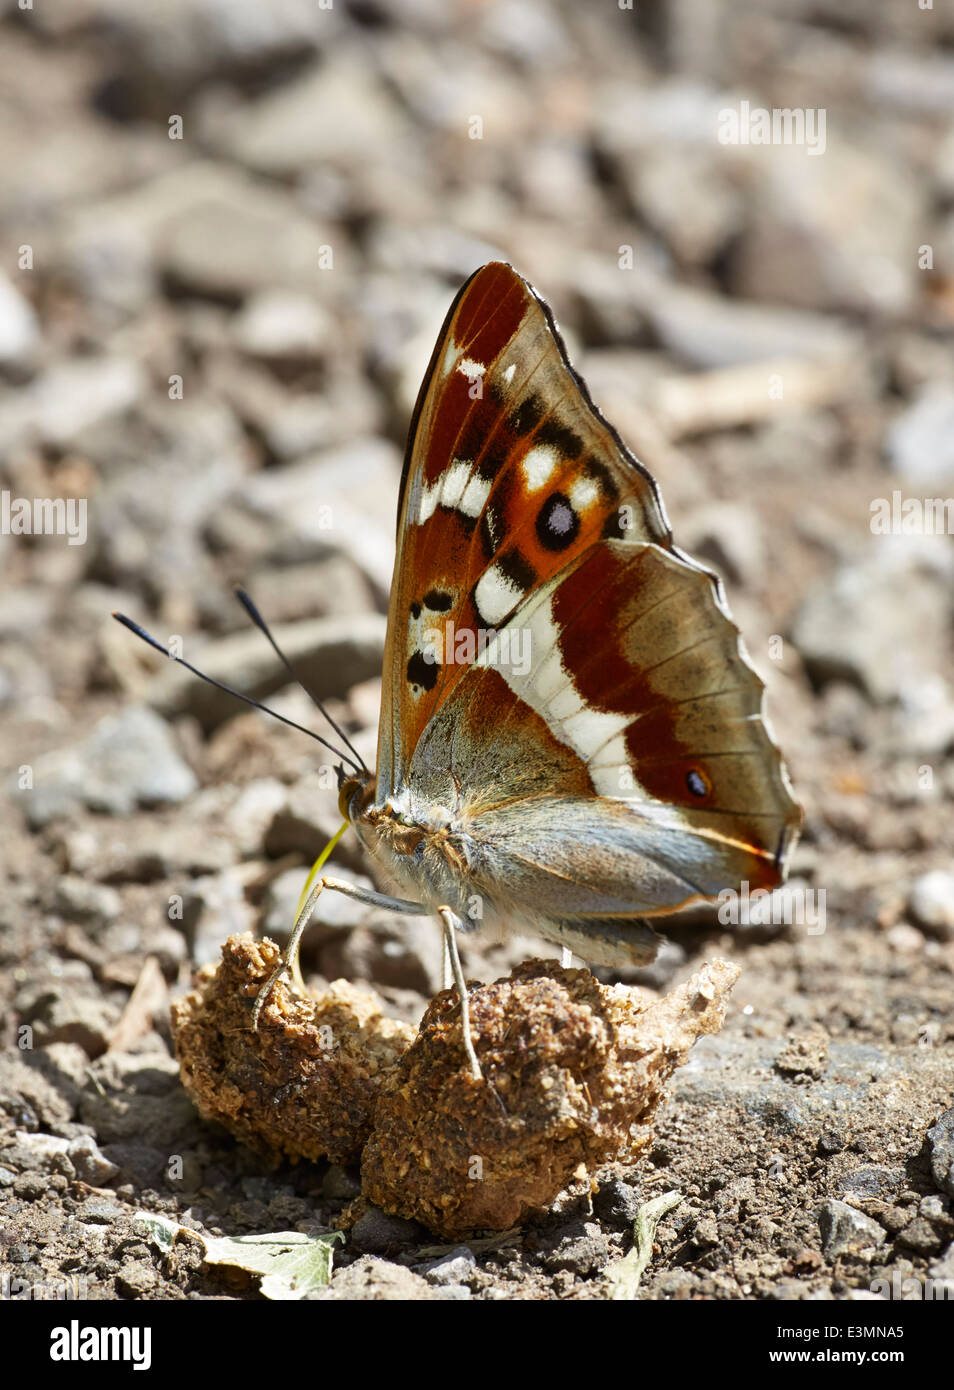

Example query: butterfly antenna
[111,612,363,774]
[233,587,369,775]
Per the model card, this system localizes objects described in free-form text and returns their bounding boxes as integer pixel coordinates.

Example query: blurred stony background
[1,0,953,1302]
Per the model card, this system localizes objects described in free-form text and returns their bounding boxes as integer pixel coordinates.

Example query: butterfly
[250,261,802,1073]
[117,262,802,1081]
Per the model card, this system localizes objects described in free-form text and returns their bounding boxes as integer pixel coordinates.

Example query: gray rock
[68,0,329,89]
[674,1033,946,1134]
[316,1255,435,1301]
[420,1249,476,1286]
[646,283,859,371]
[260,865,377,947]
[149,614,386,732]
[541,1221,611,1276]
[320,1165,362,1202]
[53,877,122,928]
[0,270,39,364]
[220,437,401,594]
[928,1241,954,1290]
[28,990,120,1058]
[835,1166,904,1203]
[349,1206,422,1255]
[593,1176,642,1226]
[22,706,198,827]
[77,1196,126,1225]
[730,142,923,316]
[818,1200,886,1259]
[67,1135,121,1187]
[9,1131,70,1167]
[320,916,441,998]
[896,1218,943,1256]
[0,357,145,452]
[792,556,950,702]
[908,873,954,942]
[161,177,338,301]
[928,1109,954,1198]
[432,1283,472,1300]
[682,503,765,589]
[224,778,289,856]
[887,385,954,489]
[215,54,412,177]
[232,289,333,361]
[182,870,257,967]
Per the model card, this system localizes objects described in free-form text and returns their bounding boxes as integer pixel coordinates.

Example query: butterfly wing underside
[376,262,801,934]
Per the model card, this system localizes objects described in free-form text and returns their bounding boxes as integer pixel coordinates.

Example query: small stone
[78,1197,126,1225]
[817,1200,886,1258]
[895,1218,943,1256]
[116,1261,158,1298]
[67,1136,120,1187]
[149,615,386,732]
[13,1173,46,1200]
[592,1176,642,1226]
[792,556,950,703]
[693,1217,720,1248]
[540,1221,611,1276]
[22,707,197,828]
[350,1205,422,1255]
[30,991,119,1057]
[887,385,954,489]
[320,1165,362,1202]
[908,873,954,941]
[421,1250,477,1287]
[316,1255,435,1302]
[818,1129,846,1155]
[232,289,333,361]
[0,357,145,452]
[0,271,39,364]
[928,1109,954,1197]
[928,1241,954,1287]
[54,878,122,928]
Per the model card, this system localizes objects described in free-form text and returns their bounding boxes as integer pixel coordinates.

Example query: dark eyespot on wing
[537,492,580,551]
[423,588,453,612]
[686,769,709,798]
[407,650,439,691]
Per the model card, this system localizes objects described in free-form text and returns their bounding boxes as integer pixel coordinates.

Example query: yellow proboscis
[288,818,349,992]
[294,818,349,922]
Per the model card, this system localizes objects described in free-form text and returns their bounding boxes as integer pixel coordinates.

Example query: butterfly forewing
[377,262,800,924]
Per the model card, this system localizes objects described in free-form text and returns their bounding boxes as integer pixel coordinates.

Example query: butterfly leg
[441,931,452,992]
[436,906,482,1081]
[251,875,425,1031]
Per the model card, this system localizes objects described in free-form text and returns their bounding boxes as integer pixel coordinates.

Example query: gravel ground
[1,1,953,1303]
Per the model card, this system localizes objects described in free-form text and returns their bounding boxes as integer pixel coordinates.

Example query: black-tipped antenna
[112,612,363,775]
[234,586,368,774]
